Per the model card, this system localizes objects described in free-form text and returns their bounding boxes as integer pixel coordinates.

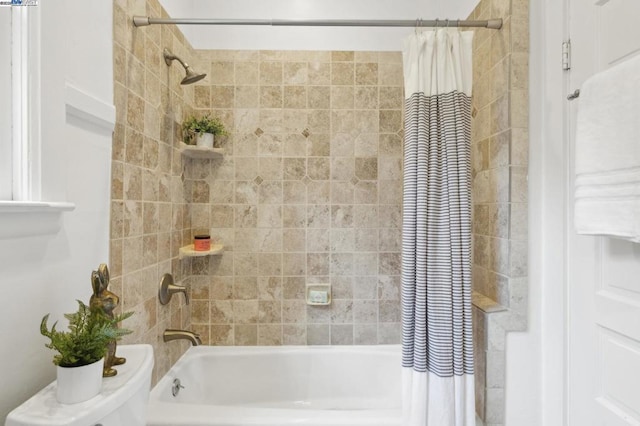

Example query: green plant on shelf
[182,114,227,145]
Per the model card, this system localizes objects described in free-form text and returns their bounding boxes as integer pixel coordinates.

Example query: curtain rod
[133,17,503,30]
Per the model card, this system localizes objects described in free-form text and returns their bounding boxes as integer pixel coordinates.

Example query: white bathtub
[146,345,403,426]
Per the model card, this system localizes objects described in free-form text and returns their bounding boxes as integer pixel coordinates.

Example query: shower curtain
[401,29,475,426]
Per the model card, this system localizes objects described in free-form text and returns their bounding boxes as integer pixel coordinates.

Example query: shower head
[163,48,207,85]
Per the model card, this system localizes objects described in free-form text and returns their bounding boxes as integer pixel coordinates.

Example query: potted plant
[182,114,227,148]
[40,300,133,404]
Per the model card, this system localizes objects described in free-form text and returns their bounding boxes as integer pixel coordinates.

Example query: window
[0,1,39,201]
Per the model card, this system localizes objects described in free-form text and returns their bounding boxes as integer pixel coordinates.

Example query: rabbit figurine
[89,263,126,377]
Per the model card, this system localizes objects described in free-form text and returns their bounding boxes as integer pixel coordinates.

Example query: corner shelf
[178,243,224,260]
[179,142,223,159]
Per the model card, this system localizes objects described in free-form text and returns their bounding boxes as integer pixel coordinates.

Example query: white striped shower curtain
[401,29,475,426]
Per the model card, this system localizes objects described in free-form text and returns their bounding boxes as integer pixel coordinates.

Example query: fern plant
[182,114,227,144]
[40,300,133,367]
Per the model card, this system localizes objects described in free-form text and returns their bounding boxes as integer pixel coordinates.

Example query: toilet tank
[5,344,154,426]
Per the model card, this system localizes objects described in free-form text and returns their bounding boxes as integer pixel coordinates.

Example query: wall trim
[64,82,116,132]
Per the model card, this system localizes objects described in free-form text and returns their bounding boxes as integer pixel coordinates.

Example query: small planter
[195,132,214,148]
[56,359,103,404]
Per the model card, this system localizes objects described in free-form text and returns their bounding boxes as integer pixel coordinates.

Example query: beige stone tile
[283,86,307,109]
[283,277,306,301]
[258,276,282,300]
[378,323,401,344]
[258,324,283,345]
[260,62,283,85]
[355,63,378,86]
[331,63,354,85]
[283,253,306,276]
[283,157,306,180]
[283,324,306,344]
[490,130,510,169]
[308,109,331,133]
[258,301,282,324]
[355,86,379,110]
[234,324,258,345]
[306,228,330,252]
[258,181,283,204]
[331,324,354,345]
[330,253,354,277]
[307,157,330,181]
[355,157,378,180]
[235,86,260,108]
[283,134,307,157]
[378,52,402,63]
[211,61,234,85]
[282,228,306,252]
[283,181,306,205]
[307,252,330,276]
[190,300,210,323]
[211,276,233,300]
[378,63,403,86]
[379,110,402,133]
[307,181,331,204]
[306,325,329,344]
[354,324,377,345]
[510,90,528,129]
[233,300,259,324]
[379,252,401,275]
[233,276,258,300]
[260,86,283,108]
[211,86,235,108]
[331,51,354,62]
[283,62,308,85]
[331,86,354,109]
[308,305,331,323]
[354,112,379,136]
[308,62,331,85]
[490,94,510,135]
[235,61,259,84]
[354,51,378,63]
[233,252,258,276]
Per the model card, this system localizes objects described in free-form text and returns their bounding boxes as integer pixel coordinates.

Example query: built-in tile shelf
[471,291,508,314]
[178,243,224,260]
[179,142,223,159]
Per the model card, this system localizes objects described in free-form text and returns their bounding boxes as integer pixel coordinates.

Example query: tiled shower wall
[111,0,195,383]
[469,0,529,424]
[185,50,404,346]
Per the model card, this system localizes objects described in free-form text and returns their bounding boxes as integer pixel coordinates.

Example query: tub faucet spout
[163,329,202,346]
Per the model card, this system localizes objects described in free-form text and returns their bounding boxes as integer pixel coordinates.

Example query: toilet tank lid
[5,344,154,426]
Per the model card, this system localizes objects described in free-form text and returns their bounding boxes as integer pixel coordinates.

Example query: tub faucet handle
[159,273,190,305]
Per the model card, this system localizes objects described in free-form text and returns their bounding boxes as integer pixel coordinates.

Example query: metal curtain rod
[133,16,503,30]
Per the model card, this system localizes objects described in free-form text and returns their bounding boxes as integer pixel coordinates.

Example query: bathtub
[146,345,403,426]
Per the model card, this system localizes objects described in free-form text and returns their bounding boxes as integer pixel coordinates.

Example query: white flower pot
[196,133,214,148]
[56,359,103,404]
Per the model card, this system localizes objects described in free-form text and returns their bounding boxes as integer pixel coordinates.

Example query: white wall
[0,0,113,420]
[158,0,479,51]
[505,0,566,424]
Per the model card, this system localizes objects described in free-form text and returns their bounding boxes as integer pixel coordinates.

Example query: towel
[574,54,640,242]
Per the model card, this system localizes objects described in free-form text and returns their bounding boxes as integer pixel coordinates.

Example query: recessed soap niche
[306,284,331,306]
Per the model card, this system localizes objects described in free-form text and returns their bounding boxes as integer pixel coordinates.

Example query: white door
[567,0,640,425]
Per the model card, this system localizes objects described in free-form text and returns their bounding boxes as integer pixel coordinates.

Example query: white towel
[574,54,640,242]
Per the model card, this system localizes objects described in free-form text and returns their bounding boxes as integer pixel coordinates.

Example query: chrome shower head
[163,48,207,85]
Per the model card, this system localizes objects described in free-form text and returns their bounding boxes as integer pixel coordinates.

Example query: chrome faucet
[163,329,202,346]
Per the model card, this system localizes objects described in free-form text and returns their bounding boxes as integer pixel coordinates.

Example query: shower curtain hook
[446,19,450,27]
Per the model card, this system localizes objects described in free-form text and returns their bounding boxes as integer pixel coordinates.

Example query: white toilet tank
[5,344,154,426]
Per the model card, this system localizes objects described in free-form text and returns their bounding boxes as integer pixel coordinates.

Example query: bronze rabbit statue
[89,263,126,377]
